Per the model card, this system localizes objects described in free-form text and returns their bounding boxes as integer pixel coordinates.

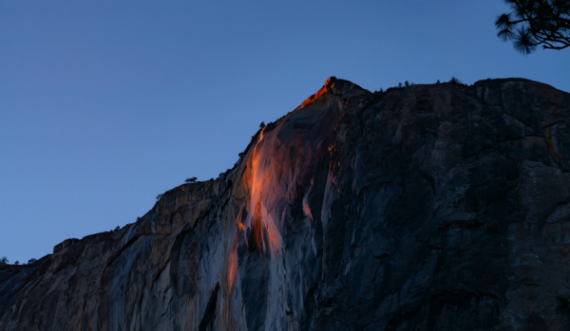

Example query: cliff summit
[2,77,570,330]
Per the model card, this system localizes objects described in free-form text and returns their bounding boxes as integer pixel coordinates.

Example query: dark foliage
[496,0,570,54]
[186,177,198,183]
[449,77,463,85]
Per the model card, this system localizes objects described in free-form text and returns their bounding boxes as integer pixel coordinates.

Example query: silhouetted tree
[496,0,570,54]
[14,261,19,265]
[405,81,410,87]
[0,256,7,264]
[449,77,462,85]
[185,177,197,183]
[259,121,265,129]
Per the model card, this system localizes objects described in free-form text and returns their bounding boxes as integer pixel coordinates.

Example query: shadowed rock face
[2,77,570,331]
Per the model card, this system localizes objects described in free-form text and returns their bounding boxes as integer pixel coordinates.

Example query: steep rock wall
[1,77,570,331]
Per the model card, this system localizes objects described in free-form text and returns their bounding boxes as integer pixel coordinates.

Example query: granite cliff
[2,77,570,330]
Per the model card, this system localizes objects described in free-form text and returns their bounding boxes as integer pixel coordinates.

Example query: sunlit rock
[2,77,570,330]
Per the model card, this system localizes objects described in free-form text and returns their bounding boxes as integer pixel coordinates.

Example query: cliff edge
[2,77,570,330]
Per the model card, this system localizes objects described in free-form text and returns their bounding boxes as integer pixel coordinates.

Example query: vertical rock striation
[2,77,570,330]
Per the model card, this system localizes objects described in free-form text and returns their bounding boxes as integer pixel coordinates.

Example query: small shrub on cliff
[0,256,7,265]
[449,77,462,85]
[436,79,440,84]
[405,81,409,87]
[14,261,19,265]
[259,121,265,129]
[156,193,163,201]
[28,258,37,264]
[185,177,197,183]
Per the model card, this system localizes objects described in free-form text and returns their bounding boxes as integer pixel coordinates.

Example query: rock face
[2,77,570,330]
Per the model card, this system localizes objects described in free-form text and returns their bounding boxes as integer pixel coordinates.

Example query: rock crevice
[2,78,570,331]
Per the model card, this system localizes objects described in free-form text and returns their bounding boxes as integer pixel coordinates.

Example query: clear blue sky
[0,0,567,263]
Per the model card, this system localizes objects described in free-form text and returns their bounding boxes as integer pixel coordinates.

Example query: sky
[0,0,567,264]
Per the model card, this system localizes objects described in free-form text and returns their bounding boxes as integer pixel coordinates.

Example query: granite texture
[2,77,570,330]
